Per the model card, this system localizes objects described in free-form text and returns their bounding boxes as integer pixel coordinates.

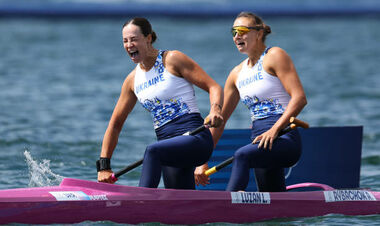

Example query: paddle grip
[111,173,118,182]
[205,156,234,176]
[290,117,309,129]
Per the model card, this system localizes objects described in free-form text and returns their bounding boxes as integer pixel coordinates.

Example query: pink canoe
[0,178,379,224]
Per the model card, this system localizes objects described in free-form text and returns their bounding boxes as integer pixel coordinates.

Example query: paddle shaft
[113,159,143,178]
[112,124,208,180]
[204,118,309,176]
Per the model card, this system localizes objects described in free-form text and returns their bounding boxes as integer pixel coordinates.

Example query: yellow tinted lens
[231,29,237,36]
[231,26,251,36]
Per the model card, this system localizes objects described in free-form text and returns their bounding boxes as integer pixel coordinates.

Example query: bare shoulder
[264,47,294,75]
[164,50,188,64]
[164,50,199,77]
[164,49,188,65]
[125,68,136,83]
[232,60,245,73]
[265,46,292,62]
[165,49,183,58]
[227,60,244,83]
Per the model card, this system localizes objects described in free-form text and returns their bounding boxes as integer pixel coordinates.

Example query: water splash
[24,150,64,187]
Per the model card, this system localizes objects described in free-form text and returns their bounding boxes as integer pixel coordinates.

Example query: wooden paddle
[204,117,309,176]
[111,124,208,181]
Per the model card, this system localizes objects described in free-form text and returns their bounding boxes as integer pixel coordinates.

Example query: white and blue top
[235,48,290,122]
[134,50,200,129]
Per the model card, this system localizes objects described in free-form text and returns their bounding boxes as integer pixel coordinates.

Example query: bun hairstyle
[123,17,157,44]
[236,12,271,42]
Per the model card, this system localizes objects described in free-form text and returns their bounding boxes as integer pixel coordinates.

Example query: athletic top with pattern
[134,50,200,129]
[235,47,290,122]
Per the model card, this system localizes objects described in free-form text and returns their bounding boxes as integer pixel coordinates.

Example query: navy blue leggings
[139,114,213,189]
[226,115,302,192]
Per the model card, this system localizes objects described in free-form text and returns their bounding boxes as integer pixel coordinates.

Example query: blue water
[0,7,380,226]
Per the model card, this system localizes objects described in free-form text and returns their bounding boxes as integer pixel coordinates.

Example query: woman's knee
[144,144,161,159]
[234,147,251,161]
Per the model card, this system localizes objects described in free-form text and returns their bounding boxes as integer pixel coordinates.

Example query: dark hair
[236,12,271,42]
[123,17,157,44]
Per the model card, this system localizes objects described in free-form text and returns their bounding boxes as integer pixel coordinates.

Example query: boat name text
[324,190,376,202]
[231,192,270,204]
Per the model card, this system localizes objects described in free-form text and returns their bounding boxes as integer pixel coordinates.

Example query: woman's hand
[97,170,115,184]
[252,127,280,150]
[194,164,210,186]
[205,103,224,128]
[204,112,224,128]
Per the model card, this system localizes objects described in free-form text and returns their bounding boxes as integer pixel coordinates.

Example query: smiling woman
[195,12,307,192]
[122,18,158,64]
[97,17,224,190]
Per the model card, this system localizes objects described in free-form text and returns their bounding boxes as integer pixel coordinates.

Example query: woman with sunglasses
[195,12,307,192]
[97,17,224,190]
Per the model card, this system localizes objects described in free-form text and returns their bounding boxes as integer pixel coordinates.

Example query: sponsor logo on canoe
[49,191,108,201]
[231,192,270,204]
[324,190,377,202]
[50,191,91,201]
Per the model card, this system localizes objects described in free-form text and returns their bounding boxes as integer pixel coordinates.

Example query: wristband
[96,158,111,172]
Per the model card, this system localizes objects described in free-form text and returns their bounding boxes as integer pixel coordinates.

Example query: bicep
[279,65,304,97]
[267,49,305,97]
[168,51,217,92]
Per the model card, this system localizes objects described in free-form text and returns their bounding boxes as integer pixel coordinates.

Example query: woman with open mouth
[97,17,224,190]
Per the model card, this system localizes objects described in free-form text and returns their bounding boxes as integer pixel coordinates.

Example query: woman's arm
[210,65,241,145]
[164,50,224,127]
[98,71,137,183]
[253,47,307,150]
[195,64,242,186]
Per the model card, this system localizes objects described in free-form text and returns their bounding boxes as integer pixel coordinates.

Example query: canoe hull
[1,178,379,224]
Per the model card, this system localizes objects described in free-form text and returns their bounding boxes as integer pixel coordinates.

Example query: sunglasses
[231,26,263,37]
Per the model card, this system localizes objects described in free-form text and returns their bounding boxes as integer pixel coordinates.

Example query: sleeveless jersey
[235,48,290,122]
[134,50,199,129]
